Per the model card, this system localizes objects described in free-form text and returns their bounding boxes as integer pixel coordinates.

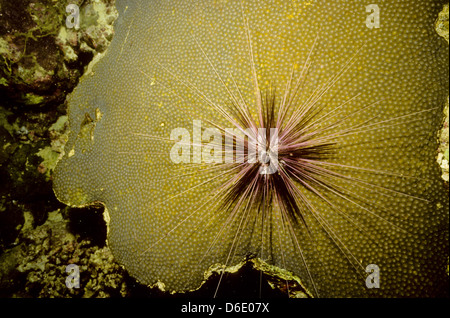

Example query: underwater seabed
[0,0,449,299]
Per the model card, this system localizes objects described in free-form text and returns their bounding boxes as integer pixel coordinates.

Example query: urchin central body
[218,91,335,228]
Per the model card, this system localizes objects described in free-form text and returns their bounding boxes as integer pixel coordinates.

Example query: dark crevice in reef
[66,205,107,248]
[124,261,292,298]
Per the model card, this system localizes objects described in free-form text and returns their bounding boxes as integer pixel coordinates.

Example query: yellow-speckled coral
[54,0,449,297]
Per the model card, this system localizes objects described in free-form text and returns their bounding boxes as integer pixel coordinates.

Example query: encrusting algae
[53,0,449,297]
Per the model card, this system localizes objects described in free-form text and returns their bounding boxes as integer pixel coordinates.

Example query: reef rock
[0,0,117,107]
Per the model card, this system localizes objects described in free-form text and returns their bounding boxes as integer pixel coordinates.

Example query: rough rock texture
[436,4,449,183]
[0,0,118,252]
[0,209,127,297]
[0,0,117,107]
[53,0,449,297]
[0,0,124,298]
[0,104,66,251]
